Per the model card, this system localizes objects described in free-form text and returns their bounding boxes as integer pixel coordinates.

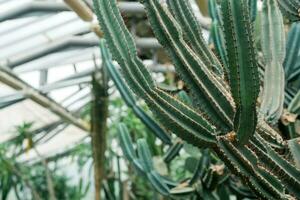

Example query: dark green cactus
[221,0,259,144]
[93,0,300,198]
[208,0,228,70]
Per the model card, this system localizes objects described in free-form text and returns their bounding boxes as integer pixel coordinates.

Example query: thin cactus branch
[260,0,286,124]
[221,0,259,144]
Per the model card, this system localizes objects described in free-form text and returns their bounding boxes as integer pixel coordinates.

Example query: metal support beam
[0,2,68,22]
[0,68,89,131]
[6,36,160,68]
[0,1,211,29]
[39,70,48,86]
[6,36,161,68]
[0,1,147,22]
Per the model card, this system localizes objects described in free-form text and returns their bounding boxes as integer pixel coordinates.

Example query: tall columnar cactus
[93,0,300,198]
[260,0,286,123]
[99,39,172,145]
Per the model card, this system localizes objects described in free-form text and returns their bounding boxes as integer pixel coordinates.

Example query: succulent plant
[93,0,300,199]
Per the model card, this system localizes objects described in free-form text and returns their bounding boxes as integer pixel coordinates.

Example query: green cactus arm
[256,122,286,149]
[284,22,300,81]
[94,0,217,147]
[209,0,222,22]
[177,91,192,106]
[228,178,256,198]
[288,90,300,115]
[250,134,300,198]
[163,140,183,163]
[167,0,224,76]
[119,126,196,197]
[137,139,154,173]
[117,123,144,174]
[215,138,285,199]
[208,0,230,77]
[260,0,286,124]
[277,0,300,21]
[146,171,170,196]
[221,0,260,144]
[139,0,235,132]
[211,21,228,71]
[100,40,172,145]
[248,0,258,22]
[287,91,300,138]
[288,137,300,169]
[118,125,171,195]
[189,149,210,185]
[137,139,174,196]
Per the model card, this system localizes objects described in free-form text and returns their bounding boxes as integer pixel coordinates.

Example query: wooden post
[90,67,109,200]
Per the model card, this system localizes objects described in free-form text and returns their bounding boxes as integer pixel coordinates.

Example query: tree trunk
[91,68,109,200]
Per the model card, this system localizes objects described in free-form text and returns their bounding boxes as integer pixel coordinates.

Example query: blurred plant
[0,122,90,200]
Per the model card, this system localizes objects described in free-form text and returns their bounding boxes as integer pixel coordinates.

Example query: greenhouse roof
[0,0,210,162]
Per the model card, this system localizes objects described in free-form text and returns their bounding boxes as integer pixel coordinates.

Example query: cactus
[208,0,228,70]
[285,91,300,138]
[99,39,172,145]
[93,0,300,198]
[118,123,252,198]
[260,0,286,123]
[277,0,300,21]
[282,23,300,138]
[221,0,259,144]
[288,137,300,169]
[284,22,300,103]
